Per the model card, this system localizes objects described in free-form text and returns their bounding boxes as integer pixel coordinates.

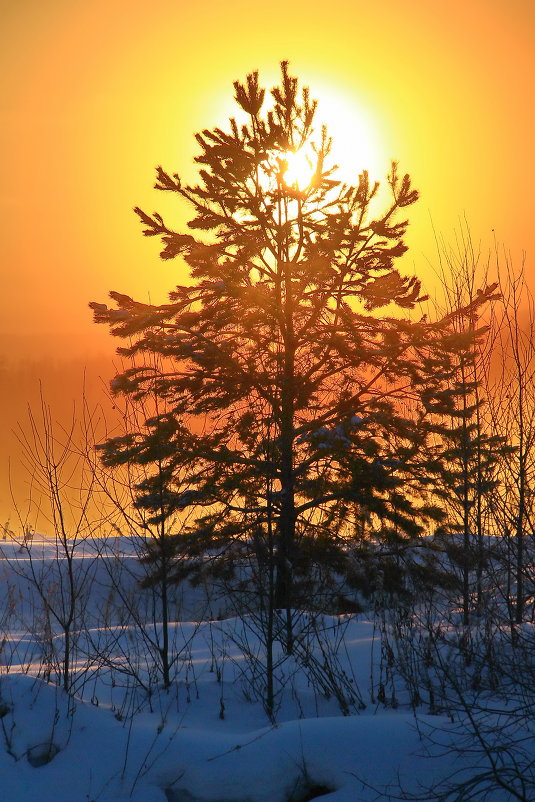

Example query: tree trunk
[275,253,296,654]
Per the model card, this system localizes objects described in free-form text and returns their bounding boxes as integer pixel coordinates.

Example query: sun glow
[311,83,386,185]
[274,89,386,193]
[280,146,316,190]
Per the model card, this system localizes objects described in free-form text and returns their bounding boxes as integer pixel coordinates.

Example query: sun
[239,78,387,200]
[309,82,386,185]
[278,86,386,191]
[280,146,316,190]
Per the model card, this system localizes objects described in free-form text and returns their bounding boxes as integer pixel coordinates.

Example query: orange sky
[1,0,534,526]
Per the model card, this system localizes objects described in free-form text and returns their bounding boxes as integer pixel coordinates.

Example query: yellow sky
[1,0,534,524]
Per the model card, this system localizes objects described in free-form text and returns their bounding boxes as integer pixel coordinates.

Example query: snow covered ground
[0,536,532,801]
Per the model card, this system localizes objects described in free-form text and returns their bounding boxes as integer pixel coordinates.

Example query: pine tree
[427,245,504,625]
[432,370,505,625]
[91,63,493,651]
[488,265,535,625]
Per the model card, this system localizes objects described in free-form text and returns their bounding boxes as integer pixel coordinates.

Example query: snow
[0,536,530,801]
[0,653,439,802]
